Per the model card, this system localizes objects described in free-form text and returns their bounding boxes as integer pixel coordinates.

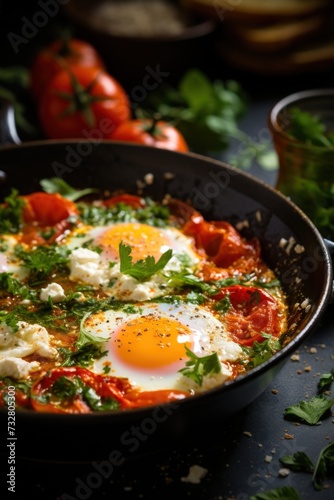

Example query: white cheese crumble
[0,321,57,378]
[40,282,66,303]
[0,357,40,379]
[181,465,208,484]
[69,248,110,288]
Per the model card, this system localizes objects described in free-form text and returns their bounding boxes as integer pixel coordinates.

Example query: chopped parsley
[242,334,281,369]
[0,272,34,300]
[78,198,170,227]
[59,344,108,368]
[14,244,70,282]
[0,189,25,234]
[47,375,119,412]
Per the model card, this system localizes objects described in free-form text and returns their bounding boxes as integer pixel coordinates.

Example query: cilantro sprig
[119,242,172,282]
[178,346,221,386]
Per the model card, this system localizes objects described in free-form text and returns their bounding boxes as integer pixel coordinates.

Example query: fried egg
[86,301,244,393]
[66,222,200,300]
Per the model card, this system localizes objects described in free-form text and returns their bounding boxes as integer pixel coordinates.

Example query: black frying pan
[0,100,333,462]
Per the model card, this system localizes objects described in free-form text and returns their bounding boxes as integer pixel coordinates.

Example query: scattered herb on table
[249,486,301,500]
[318,369,334,393]
[284,394,334,425]
[280,442,334,491]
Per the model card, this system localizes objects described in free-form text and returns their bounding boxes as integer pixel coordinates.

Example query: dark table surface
[0,5,334,500]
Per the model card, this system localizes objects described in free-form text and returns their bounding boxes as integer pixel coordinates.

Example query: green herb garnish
[279,442,334,491]
[249,487,301,500]
[14,244,70,282]
[178,346,221,386]
[284,395,334,425]
[40,177,99,201]
[318,369,334,393]
[242,334,281,369]
[0,189,25,234]
[119,242,172,282]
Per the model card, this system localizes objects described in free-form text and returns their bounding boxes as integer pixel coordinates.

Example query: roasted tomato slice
[20,192,78,245]
[22,192,78,225]
[184,214,260,269]
[213,285,280,346]
[30,367,132,414]
[123,389,189,408]
[102,194,145,209]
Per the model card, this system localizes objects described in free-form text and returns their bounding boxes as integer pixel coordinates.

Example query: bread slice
[182,0,331,23]
[216,38,334,75]
[225,15,326,53]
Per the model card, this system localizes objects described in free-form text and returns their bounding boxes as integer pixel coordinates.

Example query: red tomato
[110,119,189,152]
[102,194,145,209]
[30,38,105,102]
[213,285,280,346]
[22,192,77,226]
[38,66,131,139]
[184,214,260,269]
[20,192,78,245]
[124,389,189,408]
[30,367,132,414]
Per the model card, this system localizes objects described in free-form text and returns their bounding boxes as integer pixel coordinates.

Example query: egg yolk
[112,314,193,371]
[96,223,171,261]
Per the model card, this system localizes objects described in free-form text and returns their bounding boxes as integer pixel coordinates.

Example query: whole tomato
[30,38,105,102]
[110,118,189,152]
[38,66,131,139]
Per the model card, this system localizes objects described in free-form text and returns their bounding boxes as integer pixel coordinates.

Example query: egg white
[86,301,244,393]
[65,222,200,301]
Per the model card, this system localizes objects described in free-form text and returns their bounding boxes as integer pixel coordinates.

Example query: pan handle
[324,238,334,304]
[0,98,21,145]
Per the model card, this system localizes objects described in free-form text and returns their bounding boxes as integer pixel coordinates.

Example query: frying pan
[0,99,333,462]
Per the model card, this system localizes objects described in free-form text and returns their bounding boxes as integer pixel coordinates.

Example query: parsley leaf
[178,346,221,386]
[76,313,110,348]
[0,189,25,234]
[279,451,314,472]
[312,442,334,490]
[284,395,334,425]
[318,369,334,393]
[249,487,301,500]
[40,177,99,201]
[242,334,281,369]
[279,443,334,492]
[119,242,172,281]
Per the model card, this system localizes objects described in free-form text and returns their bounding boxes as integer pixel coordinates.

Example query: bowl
[62,0,218,89]
[268,88,334,240]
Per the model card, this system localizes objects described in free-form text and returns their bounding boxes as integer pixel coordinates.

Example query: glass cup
[268,88,334,240]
